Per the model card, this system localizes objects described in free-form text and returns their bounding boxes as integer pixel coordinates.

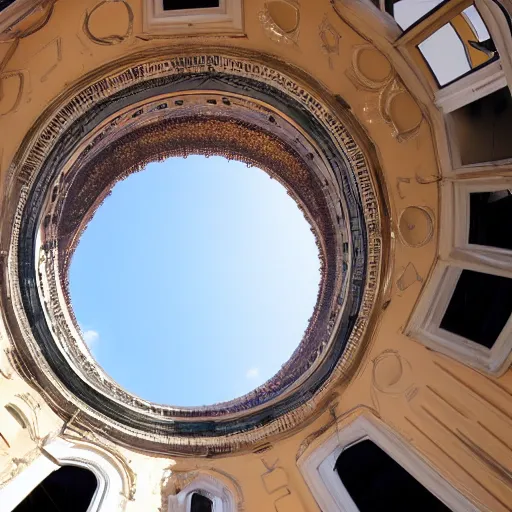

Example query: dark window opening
[0,0,16,13]
[14,466,97,512]
[440,269,512,348]
[163,0,219,10]
[449,87,512,165]
[335,440,451,511]
[469,190,512,250]
[191,492,213,512]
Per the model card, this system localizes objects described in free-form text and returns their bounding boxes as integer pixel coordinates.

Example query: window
[440,269,512,349]
[447,87,512,165]
[167,474,236,511]
[469,190,512,250]
[417,5,497,86]
[143,0,243,35]
[389,0,446,30]
[191,493,214,512]
[407,263,512,375]
[299,415,475,512]
[13,466,97,512]
[336,440,451,511]
[163,0,219,10]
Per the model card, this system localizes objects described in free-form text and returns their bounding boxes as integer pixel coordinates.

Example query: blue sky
[69,156,320,406]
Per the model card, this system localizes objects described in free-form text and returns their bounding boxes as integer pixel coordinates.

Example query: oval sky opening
[69,155,321,406]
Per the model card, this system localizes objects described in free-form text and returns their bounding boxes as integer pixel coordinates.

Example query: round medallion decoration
[2,48,388,455]
[398,206,434,248]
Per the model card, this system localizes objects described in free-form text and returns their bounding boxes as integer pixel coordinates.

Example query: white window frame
[168,474,235,512]
[408,177,512,375]
[432,0,512,170]
[435,58,507,113]
[407,261,512,376]
[440,178,512,268]
[298,414,477,512]
[143,0,244,35]
[0,438,126,512]
[429,0,512,112]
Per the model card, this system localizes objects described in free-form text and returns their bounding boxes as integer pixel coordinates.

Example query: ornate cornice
[2,46,389,455]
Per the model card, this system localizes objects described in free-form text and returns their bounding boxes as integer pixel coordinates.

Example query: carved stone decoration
[0,0,56,116]
[3,393,42,445]
[319,15,341,69]
[163,471,239,512]
[372,350,415,395]
[398,206,434,248]
[62,430,137,501]
[259,456,305,512]
[165,470,199,497]
[0,447,40,489]
[345,44,424,142]
[396,262,423,292]
[370,350,419,414]
[259,0,300,45]
[83,0,134,46]
[3,48,387,455]
[396,177,411,200]
[207,467,244,511]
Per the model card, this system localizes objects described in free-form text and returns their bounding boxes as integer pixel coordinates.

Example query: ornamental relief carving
[259,0,301,45]
[82,0,134,46]
[39,104,344,417]
[319,15,341,69]
[346,44,424,142]
[161,467,243,511]
[3,48,387,454]
[0,0,56,116]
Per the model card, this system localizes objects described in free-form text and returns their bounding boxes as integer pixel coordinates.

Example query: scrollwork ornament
[347,44,423,141]
[0,0,56,115]
[259,0,300,45]
[4,49,385,455]
[0,447,40,489]
[83,0,134,46]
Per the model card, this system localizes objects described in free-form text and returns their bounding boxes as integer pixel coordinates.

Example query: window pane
[418,24,471,86]
[469,191,512,250]
[392,0,445,30]
[191,492,213,512]
[14,466,97,512]
[440,270,512,348]
[449,87,512,165]
[336,440,451,511]
[163,0,219,10]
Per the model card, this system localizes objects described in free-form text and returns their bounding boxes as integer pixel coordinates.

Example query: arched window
[299,415,476,512]
[167,473,236,511]
[191,492,214,512]
[335,440,450,511]
[13,466,97,512]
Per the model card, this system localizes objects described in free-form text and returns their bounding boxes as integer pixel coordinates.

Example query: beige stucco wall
[0,0,511,510]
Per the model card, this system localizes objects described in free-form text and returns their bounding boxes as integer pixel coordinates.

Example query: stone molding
[0,437,127,511]
[298,412,479,512]
[2,47,390,455]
